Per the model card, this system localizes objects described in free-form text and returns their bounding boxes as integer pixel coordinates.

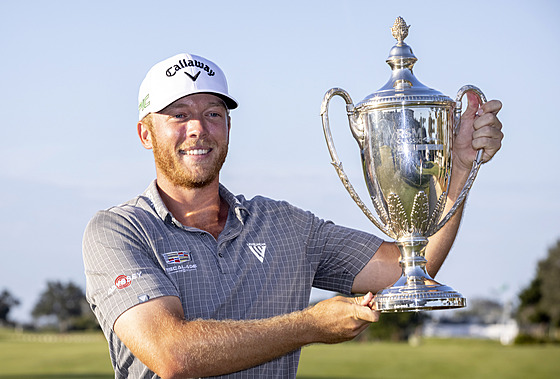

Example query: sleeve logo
[107,272,143,295]
[115,275,132,289]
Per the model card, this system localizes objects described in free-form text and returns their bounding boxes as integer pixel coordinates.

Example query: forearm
[117,294,376,378]
[127,308,314,378]
[424,96,503,276]
[167,312,315,378]
[424,166,470,277]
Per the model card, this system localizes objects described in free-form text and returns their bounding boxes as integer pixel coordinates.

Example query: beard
[151,134,228,189]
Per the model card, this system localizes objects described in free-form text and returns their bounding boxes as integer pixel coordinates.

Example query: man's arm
[424,95,503,276]
[353,95,503,294]
[114,293,378,378]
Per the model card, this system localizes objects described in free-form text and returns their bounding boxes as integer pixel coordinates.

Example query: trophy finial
[391,16,410,44]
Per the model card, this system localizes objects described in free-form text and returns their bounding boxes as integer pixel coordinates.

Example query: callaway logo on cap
[138,53,238,121]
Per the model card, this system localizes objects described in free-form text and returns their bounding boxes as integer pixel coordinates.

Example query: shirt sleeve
[83,209,179,332]
[304,214,384,295]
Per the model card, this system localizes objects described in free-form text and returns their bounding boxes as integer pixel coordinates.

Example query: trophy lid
[356,17,452,109]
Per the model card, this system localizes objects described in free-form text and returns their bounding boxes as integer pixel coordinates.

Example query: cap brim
[154,90,238,114]
[211,92,238,110]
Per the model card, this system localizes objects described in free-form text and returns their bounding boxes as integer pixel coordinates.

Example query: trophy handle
[431,85,487,234]
[320,88,392,236]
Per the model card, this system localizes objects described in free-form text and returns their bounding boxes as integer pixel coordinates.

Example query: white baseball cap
[138,53,238,121]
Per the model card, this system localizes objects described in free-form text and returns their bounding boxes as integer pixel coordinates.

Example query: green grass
[0,330,113,379]
[0,329,559,378]
[297,338,560,378]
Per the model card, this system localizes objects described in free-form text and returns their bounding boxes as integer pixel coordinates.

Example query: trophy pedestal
[373,237,466,312]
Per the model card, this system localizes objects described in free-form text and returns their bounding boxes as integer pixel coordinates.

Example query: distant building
[422,319,519,345]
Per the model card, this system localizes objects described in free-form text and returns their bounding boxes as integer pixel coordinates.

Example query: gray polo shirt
[83,180,382,378]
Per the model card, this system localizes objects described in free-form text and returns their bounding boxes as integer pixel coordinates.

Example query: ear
[137,121,153,150]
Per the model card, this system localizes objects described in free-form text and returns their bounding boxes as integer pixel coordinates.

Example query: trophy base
[373,280,466,312]
[373,237,467,312]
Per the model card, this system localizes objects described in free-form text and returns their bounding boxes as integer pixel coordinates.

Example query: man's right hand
[303,292,380,344]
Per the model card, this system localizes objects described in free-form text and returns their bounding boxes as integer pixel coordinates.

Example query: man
[83,53,503,378]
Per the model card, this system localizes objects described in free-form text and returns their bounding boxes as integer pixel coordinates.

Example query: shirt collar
[143,180,249,225]
[219,183,249,224]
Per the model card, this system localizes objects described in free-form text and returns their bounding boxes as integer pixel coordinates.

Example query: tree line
[1,239,559,341]
[0,281,99,332]
[516,239,560,342]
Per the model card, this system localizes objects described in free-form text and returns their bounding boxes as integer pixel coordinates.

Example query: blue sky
[1,0,559,322]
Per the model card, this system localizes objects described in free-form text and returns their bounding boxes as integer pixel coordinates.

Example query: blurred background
[0,0,558,336]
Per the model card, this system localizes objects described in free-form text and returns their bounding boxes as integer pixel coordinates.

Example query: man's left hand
[453,92,503,172]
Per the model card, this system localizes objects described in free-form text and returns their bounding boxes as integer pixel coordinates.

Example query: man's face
[144,93,231,189]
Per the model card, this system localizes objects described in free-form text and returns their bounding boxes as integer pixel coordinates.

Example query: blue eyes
[173,112,221,119]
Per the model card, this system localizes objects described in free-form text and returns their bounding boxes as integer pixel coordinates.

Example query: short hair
[140,113,154,131]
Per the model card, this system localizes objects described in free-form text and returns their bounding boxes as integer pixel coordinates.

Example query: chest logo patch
[247,243,267,263]
[162,251,197,274]
[163,251,192,264]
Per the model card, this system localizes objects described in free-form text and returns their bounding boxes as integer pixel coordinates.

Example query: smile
[180,149,210,156]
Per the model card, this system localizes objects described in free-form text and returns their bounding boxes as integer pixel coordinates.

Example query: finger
[473,112,503,132]
[357,292,374,307]
[479,99,502,116]
[354,306,380,323]
[472,123,504,140]
[356,292,378,310]
[472,135,501,152]
[472,122,504,142]
[472,134,502,154]
[472,132,503,162]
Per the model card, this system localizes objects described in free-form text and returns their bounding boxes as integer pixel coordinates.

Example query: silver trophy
[321,17,487,312]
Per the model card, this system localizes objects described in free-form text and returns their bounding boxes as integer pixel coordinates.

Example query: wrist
[448,165,471,202]
[299,306,321,345]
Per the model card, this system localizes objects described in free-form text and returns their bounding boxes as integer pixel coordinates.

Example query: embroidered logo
[115,275,131,289]
[165,58,216,77]
[108,272,143,295]
[163,251,192,264]
[247,243,267,263]
[163,251,197,274]
[184,71,201,82]
[138,94,150,112]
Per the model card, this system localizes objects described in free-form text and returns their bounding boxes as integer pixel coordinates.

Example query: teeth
[182,149,209,156]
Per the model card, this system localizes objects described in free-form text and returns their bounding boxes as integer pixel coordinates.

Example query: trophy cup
[321,17,488,312]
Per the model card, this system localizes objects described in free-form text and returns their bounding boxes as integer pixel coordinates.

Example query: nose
[185,117,208,139]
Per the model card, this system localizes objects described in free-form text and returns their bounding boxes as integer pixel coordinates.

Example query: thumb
[463,91,482,118]
[357,292,375,308]
[354,293,380,322]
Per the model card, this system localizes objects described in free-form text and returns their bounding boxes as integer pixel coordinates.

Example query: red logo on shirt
[114,275,132,289]
[107,272,143,295]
